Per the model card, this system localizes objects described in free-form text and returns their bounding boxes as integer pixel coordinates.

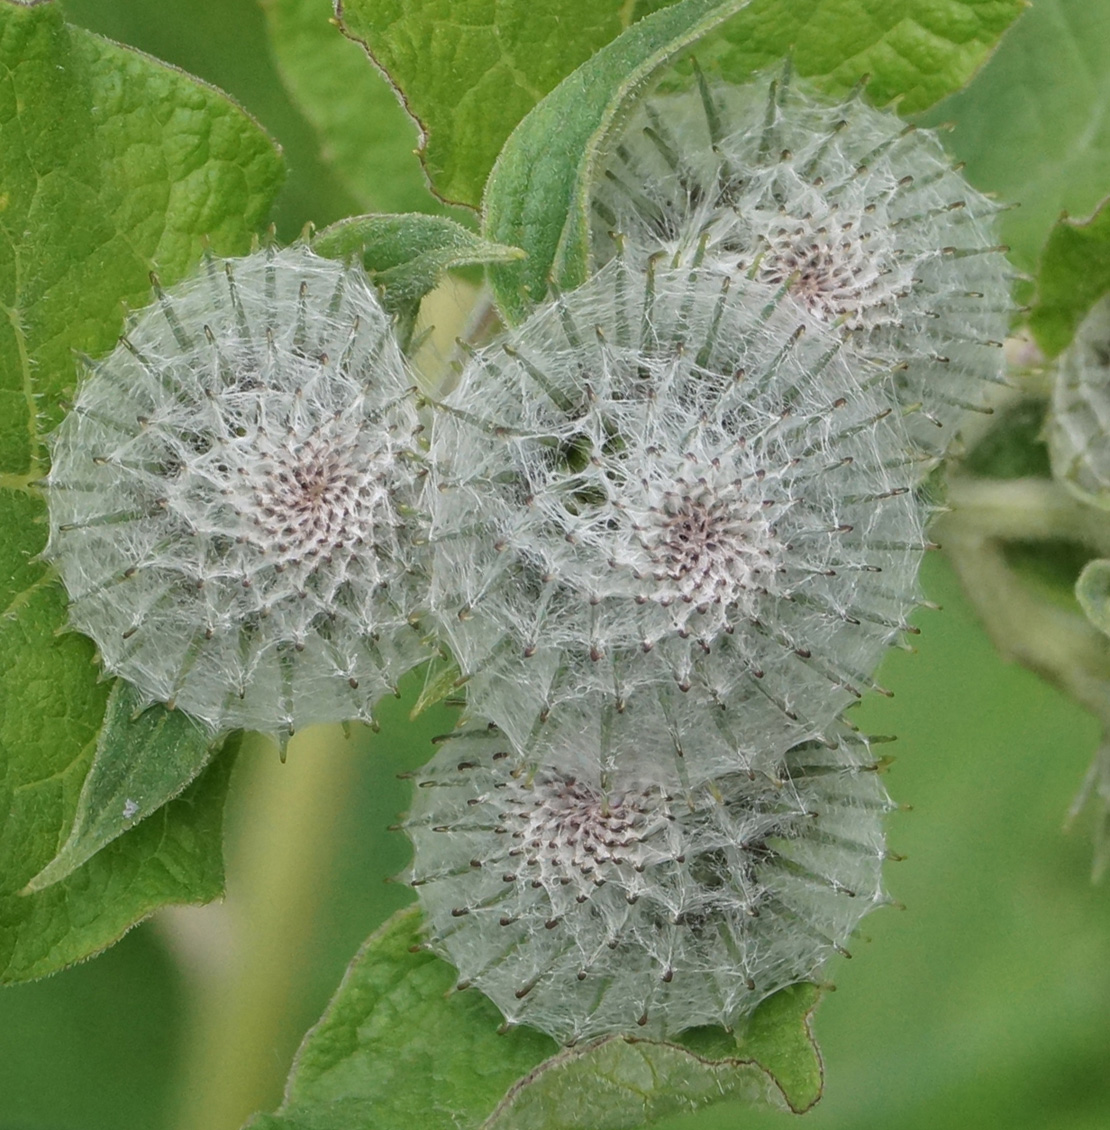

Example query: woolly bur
[1048,293,1110,508]
[427,258,931,756]
[44,247,432,737]
[590,70,1014,459]
[405,714,894,1043]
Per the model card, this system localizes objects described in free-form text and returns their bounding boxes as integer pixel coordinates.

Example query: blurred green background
[2,2,1108,1129]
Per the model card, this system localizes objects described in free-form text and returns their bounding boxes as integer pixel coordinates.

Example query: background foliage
[1,1,1109,1129]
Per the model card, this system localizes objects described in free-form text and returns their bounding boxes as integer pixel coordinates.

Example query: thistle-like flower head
[591,70,1013,457]
[1048,293,1110,507]
[428,259,927,756]
[45,246,430,735]
[407,715,892,1042]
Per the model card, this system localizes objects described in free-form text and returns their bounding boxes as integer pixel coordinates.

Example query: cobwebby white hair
[427,258,929,760]
[45,246,430,736]
[407,713,892,1042]
[590,69,1013,460]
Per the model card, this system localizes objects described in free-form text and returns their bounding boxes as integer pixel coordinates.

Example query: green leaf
[1076,558,1110,639]
[24,684,222,893]
[245,907,821,1130]
[0,0,282,973]
[697,0,1026,114]
[919,0,1110,273]
[962,398,1053,481]
[260,0,441,214]
[1,735,239,984]
[246,906,556,1130]
[731,981,823,1113]
[409,651,464,718]
[480,1024,809,1129]
[483,0,752,324]
[1029,196,1110,357]
[313,213,523,311]
[335,0,658,208]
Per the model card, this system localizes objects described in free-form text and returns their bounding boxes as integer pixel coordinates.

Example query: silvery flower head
[407,714,892,1043]
[428,257,928,757]
[590,69,1014,458]
[1048,293,1110,508]
[45,246,431,736]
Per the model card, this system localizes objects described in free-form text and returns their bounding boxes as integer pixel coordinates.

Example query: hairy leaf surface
[1,738,238,983]
[313,213,522,310]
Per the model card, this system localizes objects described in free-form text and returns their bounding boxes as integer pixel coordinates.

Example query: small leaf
[1,736,239,984]
[314,213,523,312]
[24,683,222,893]
[336,0,656,208]
[244,907,822,1130]
[919,0,1110,273]
[0,0,282,970]
[260,0,440,214]
[1030,196,1110,357]
[483,0,752,324]
[409,651,464,719]
[1077,558,1110,638]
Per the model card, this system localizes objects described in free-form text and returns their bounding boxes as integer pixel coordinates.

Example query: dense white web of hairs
[1048,294,1110,508]
[406,716,892,1043]
[45,246,431,736]
[428,258,928,756]
[589,70,1014,461]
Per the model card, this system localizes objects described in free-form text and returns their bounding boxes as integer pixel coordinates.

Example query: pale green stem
[944,475,1110,555]
[166,725,360,1130]
[940,477,1110,874]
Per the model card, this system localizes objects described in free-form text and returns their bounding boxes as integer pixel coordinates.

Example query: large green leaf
[920,0,1110,273]
[244,908,820,1130]
[336,0,668,208]
[1029,196,1110,357]
[483,0,753,323]
[699,0,1026,114]
[260,0,440,214]
[1,736,239,984]
[0,0,282,977]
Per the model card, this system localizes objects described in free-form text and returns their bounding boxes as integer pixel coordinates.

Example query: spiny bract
[590,70,1013,459]
[1048,293,1110,508]
[428,258,928,758]
[407,715,892,1042]
[45,246,430,736]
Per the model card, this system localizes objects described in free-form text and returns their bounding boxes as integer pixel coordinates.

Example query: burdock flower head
[1048,293,1110,507]
[427,258,929,754]
[406,714,893,1043]
[45,246,430,736]
[590,69,1013,458]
